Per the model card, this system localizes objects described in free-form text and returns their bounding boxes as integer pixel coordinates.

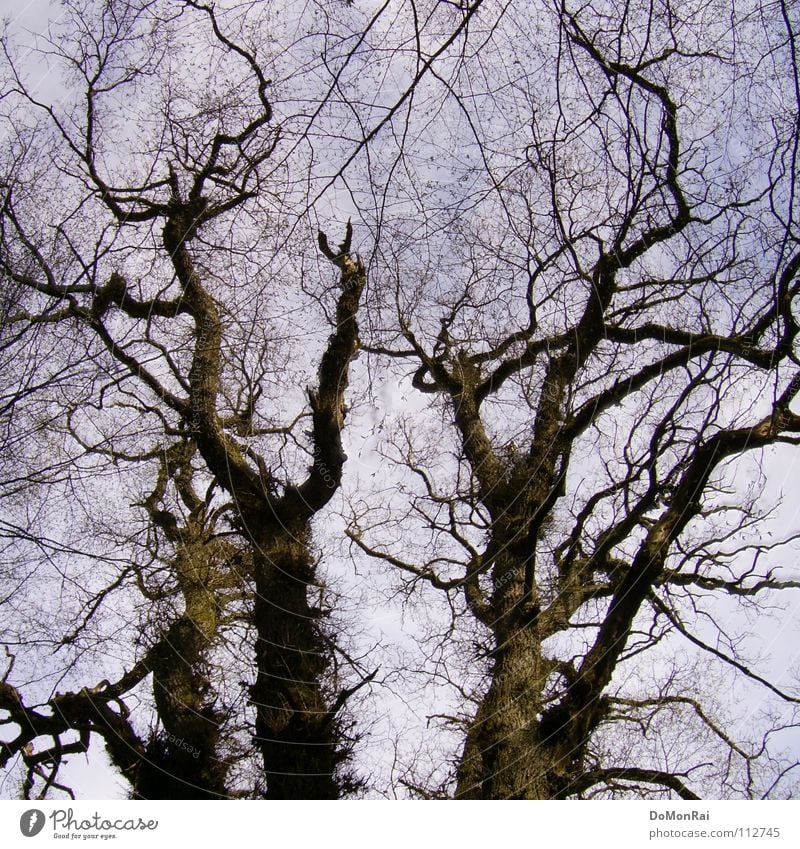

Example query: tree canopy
[1,0,800,800]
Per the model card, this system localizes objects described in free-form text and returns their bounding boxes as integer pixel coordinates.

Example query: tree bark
[250,524,342,799]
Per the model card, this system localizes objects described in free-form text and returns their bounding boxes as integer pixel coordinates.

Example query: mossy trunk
[136,540,228,799]
[456,536,556,800]
[250,525,343,799]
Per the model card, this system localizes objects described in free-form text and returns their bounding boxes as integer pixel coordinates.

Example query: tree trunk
[250,525,343,799]
[456,621,557,798]
[456,532,558,800]
[135,538,229,799]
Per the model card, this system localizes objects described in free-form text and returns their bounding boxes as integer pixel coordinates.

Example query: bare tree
[347,0,800,799]
[3,0,800,803]
[0,0,369,799]
[0,0,489,800]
